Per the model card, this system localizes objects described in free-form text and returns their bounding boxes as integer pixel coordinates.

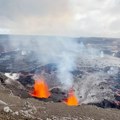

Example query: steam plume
[8,36,100,90]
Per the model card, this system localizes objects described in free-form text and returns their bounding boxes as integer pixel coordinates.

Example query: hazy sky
[0,0,120,37]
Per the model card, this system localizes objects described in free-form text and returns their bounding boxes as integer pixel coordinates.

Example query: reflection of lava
[30,79,51,98]
[64,89,78,106]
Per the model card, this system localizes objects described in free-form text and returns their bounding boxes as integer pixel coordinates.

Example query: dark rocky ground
[0,35,120,120]
[0,83,120,120]
[0,64,120,120]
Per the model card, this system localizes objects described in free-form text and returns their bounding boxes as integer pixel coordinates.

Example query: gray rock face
[74,72,115,104]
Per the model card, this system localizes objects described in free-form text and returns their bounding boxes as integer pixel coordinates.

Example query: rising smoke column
[9,36,80,90]
[9,36,100,91]
[56,39,79,89]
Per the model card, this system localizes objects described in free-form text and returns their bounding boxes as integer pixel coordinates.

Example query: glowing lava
[30,79,51,98]
[64,89,78,106]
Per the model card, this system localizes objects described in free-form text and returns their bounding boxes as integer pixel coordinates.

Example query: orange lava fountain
[30,79,51,98]
[64,89,78,106]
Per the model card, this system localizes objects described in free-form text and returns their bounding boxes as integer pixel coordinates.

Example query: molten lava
[64,89,78,106]
[30,79,51,98]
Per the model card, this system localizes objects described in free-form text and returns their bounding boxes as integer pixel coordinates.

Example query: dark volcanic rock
[0,72,7,84]
[88,99,120,109]
[18,75,34,87]
[115,51,120,58]
[50,87,67,102]
[0,72,30,98]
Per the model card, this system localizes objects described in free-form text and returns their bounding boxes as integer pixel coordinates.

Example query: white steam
[56,41,79,89]
[8,36,100,90]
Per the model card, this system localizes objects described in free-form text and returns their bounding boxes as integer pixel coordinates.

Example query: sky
[0,0,120,37]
